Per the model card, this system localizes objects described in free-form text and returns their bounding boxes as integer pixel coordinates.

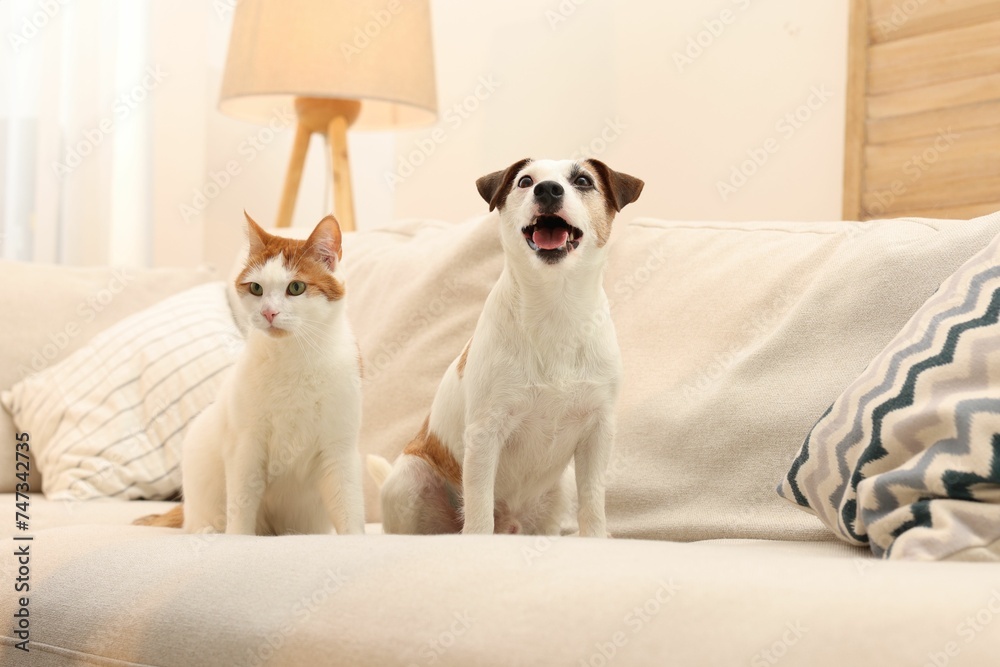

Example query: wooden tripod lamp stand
[278,98,361,230]
[218,0,438,231]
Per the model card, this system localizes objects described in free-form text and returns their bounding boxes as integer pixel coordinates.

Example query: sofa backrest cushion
[326,213,1000,540]
[778,216,1000,560]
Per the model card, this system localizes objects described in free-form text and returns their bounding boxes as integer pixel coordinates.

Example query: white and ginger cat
[137,213,365,535]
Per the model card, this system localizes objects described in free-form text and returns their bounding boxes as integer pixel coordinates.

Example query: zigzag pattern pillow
[777,223,1000,561]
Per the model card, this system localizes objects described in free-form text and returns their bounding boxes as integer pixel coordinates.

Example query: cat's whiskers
[291,319,327,357]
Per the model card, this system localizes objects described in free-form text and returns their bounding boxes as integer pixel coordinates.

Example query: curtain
[1,0,156,266]
[2,1,397,270]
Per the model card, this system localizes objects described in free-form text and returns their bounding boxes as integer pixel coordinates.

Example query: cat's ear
[244,211,268,255]
[306,215,343,271]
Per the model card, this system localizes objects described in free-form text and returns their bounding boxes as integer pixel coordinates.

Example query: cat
[135,212,365,535]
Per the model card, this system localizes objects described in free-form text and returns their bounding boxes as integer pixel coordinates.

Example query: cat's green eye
[287,281,306,296]
[248,282,263,296]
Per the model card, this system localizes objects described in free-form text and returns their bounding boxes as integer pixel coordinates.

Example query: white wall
[387,0,850,225]
[196,0,850,270]
[0,1,850,270]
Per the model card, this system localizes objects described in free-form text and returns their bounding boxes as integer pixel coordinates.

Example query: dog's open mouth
[521,215,583,258]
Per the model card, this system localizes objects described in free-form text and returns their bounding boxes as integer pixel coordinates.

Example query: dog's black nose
[533,181,564,204]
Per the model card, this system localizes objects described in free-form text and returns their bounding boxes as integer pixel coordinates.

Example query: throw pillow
[778,227,1000,560]
[1,282,242,501]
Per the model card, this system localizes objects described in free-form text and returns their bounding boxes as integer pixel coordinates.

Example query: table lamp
[219,0,438,231]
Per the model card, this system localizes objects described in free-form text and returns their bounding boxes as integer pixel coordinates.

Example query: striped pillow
[1,282,242,501]
[777,226,1000,561]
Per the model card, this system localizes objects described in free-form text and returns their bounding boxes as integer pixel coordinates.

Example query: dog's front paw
[578,522,609,539]
[461,520,495,535]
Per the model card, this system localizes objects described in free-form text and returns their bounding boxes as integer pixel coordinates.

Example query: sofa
[3,211,1000,666]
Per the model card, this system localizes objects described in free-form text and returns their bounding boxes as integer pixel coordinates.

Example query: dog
[367,158,643,536]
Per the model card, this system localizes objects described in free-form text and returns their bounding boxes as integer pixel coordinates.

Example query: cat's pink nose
[262,309,278,324]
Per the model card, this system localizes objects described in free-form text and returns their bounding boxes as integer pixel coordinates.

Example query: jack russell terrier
[367,158,643,536]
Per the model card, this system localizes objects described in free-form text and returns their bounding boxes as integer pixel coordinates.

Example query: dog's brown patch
[403,418,463,487]
[456,337,473,379]
[583,159,644,247]
[582,192,614,248]
[236,213,345,301]
[133,504,184,528]
[476,158,532,211]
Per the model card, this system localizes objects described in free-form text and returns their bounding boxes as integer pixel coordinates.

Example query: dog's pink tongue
[533,227,569,250]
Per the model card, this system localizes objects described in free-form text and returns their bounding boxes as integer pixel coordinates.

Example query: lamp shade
[219,0,437,130]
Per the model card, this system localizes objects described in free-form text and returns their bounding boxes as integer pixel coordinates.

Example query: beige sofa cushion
[6,524,1000,667]
[0,261,216,493]
[333,214,1000,541]
[0,494,180,537]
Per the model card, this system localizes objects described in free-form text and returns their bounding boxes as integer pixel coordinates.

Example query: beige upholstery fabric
[777,214,1000,560]
[0,262,216,493]
[0,494,179,538]
[338,217,505,524]
[604,216,1000,542]
[5,217,1000,666]
[6,523,1000,667]
[330,215,1000,541]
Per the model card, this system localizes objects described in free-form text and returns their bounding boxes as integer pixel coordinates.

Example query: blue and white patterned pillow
[778,219,1000,561]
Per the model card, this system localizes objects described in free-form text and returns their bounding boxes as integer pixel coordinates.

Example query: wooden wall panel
[843,0,1000,221]
[868,0,1000,43]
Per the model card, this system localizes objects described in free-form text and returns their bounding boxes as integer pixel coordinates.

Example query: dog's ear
[476,158,532,212]
[585,159,644,212]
